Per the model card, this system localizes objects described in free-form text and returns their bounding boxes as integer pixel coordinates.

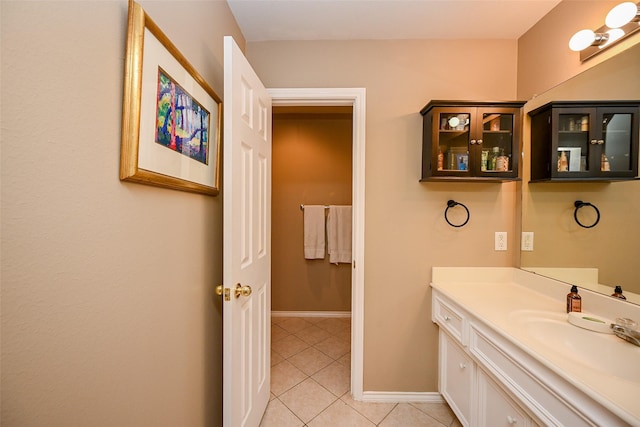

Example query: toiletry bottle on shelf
[566,285,582,313]
[489,147,500,170]
[558,151,568,172]
[437,148,444,171]
[611,285,627,300]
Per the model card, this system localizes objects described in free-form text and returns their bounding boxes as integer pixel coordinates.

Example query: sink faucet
[611,318,640,347]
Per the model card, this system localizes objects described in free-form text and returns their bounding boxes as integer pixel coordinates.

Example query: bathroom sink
[508,310,640,383]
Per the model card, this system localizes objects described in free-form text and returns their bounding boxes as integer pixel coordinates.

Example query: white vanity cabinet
[432,289,629,427]
[434,293,536,427]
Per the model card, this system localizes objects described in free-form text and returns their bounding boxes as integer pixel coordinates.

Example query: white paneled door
[222,36,272,427]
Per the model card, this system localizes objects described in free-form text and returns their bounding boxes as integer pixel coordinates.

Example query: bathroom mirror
[520,42,640,305]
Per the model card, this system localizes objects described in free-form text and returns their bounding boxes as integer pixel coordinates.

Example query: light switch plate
[495,232,507,251]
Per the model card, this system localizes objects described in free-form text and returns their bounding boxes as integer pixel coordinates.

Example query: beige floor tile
[314,335,350,360]
[271,316,291,325]
[294,324,332,345]
[333,326,352,342]
[279,378,338,423]
[272,334,310,359]
[270,360,307,396]
[410,402,456,426]
[308,399,375,427]
[317,317,351,335]
[379,403,446,427]
[271,350,284,367]
[288,346,334,376]
[259,398,304,427]
[278,317,312,333]
[271,324,290,342]
[304,316,326,324]
[336,351,351,368]
[340,393,397,424]
[312,361,350,397]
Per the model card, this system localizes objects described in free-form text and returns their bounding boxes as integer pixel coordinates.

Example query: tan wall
[1,1,244,425]
[247,39,519,392]
[272,111,353,312]
[517,1,640,100]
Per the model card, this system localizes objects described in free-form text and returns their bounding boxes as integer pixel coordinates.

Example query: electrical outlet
[495,232,507,251]
[521,232,534,251]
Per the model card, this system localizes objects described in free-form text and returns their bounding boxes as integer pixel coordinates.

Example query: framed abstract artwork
[120,0,222,195]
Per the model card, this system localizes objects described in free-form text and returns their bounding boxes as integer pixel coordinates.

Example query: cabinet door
[432,107,473,176]
[474,107,520,178]
[594,106,639,178]
[551,107,595,178]
[439,330,473,426]
[476,369,532,427]
[551,105,639,179]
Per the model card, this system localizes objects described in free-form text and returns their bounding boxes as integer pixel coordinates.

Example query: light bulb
[569,29,596,51]
[605,2,639,28]
[599,28,625,48]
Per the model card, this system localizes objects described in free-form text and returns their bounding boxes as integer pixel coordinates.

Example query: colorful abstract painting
[155,68,210,164]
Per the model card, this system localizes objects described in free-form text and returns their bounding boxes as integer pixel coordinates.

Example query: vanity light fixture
[569,1,640,62]
[605,1,640,28]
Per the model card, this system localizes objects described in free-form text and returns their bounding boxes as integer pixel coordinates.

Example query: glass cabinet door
[600,111,634,173]
[556,111,591,174]
[479,111,515,174]
[436,112,471,172]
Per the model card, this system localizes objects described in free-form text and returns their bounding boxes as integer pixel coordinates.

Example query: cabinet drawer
[433,295,466,345]
[477,369,532,427]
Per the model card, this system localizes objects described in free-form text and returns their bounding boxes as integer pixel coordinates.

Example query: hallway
[260,316,462,426]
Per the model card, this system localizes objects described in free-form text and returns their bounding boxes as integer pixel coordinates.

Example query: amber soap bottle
[611,285,626,300]
[566,285,582,313]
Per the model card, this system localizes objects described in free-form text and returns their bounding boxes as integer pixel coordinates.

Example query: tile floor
[261,316,462,427]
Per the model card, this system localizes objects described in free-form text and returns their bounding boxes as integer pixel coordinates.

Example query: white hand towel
[327,205,352,264]
[304,205,326,259]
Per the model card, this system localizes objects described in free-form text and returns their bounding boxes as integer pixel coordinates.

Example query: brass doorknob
[234,283,252,298]
[215,285,224,296]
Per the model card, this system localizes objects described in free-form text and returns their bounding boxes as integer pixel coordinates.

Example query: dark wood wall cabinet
[420,101,525,182]
[528,101,640,182]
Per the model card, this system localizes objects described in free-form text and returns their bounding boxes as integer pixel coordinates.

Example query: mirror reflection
[520,42,640,305]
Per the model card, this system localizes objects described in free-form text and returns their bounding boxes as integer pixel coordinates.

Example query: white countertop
[431,269,640,425]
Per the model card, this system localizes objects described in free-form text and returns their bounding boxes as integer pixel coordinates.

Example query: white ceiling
[227,0,562,42]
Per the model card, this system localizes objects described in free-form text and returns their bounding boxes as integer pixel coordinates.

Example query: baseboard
[271,310,351,318]
[357,391,444,403]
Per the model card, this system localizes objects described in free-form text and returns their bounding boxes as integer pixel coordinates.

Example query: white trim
[360,392,445,403]
[271,311,351,318]
[268,87,366,400]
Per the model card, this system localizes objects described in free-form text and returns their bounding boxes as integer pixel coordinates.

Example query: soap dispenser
[611,285,627,300]
[567,285,582,313]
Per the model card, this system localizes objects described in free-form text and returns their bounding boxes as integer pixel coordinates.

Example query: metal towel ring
[445,200,470,228]
[574,200,600,228]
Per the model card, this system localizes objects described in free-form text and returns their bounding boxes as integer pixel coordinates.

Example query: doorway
[268,88,366,399]
[271,105,353,314]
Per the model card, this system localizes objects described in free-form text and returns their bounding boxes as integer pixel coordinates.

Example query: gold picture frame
[120,0,222,196]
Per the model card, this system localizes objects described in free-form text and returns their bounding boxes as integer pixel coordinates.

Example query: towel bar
[300,204,330,210]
